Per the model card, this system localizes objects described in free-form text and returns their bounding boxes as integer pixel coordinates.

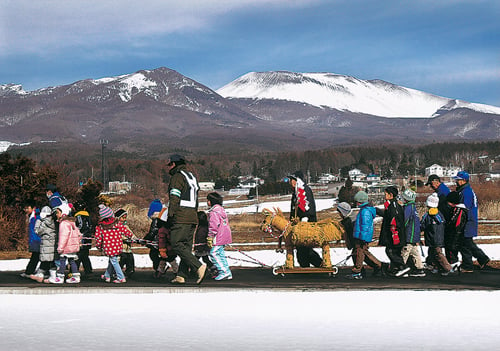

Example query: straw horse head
[261,208,344,269]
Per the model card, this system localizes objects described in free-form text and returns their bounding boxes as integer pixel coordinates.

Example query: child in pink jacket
[49,203,82,284]
[207,192,233,280]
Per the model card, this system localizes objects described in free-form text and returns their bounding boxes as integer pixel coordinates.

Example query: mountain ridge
[217,71,500,118]
[1,67,499,154]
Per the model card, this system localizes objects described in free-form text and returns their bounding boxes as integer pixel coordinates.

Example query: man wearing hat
[287,170,322,268]
[425,174,451,221]
[453,171,490,270]
[166,154,206,284]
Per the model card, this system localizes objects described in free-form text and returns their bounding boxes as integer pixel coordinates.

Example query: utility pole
[100,139,108,192]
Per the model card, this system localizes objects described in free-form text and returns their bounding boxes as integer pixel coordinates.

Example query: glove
[159,248,167,258]
[207,237,213,248]
[301,217,309,222]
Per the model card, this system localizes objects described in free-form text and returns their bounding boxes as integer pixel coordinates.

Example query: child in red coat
[95,205,132,283]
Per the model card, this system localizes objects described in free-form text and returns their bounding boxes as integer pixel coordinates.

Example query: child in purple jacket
[207,192,233,281]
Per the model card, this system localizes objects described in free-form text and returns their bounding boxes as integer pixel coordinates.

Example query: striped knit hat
[99,204,114,220]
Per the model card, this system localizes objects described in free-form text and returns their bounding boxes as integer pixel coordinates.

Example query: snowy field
[1,291,499,350]
[2,245,500,351]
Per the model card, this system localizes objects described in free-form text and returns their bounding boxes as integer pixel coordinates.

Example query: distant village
[105,162,500,198]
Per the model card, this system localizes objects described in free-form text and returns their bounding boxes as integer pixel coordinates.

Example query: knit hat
[98,204,114,220]
[402,189,416,202]
[115,208,127,219]
[353,191,368,203]
[337,202,352,217]
[148,199,163,218]
[446,191,461,205]
[426,193,439,208]
[385,186,399,197]
[40,206,52,219]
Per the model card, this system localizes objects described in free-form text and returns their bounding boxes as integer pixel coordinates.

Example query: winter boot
[158,260,167,275]
[66,273,80,284]
[170,260,179,274]
[48,273,65,284]
[43,269,57,284]
[30,269,46,283]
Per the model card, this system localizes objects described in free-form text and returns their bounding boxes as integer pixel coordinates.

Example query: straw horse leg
[321,242,332,268]
[285,243,295,268]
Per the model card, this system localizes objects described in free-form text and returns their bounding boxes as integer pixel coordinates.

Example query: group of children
[338,181,489,279]
[22,186,233,284]
[22,184,95,284]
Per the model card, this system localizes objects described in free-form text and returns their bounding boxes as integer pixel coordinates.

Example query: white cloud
[0,0,320,56]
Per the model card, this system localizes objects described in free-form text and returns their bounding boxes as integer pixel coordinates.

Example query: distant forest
[6,140,500,198]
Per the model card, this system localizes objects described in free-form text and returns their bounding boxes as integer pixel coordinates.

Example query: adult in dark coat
[288,171,322,268]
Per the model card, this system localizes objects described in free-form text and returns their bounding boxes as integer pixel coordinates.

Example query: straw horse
[261,208,344,269]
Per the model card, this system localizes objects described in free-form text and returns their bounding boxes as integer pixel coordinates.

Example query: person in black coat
[287,171,322,268]
[376,186,408,276]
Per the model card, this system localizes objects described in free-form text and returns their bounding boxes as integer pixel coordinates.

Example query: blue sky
[1,0,499,106]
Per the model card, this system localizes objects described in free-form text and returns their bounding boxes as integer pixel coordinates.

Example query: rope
[227,244,275,268]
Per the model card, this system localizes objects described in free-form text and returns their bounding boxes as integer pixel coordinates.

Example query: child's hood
[209,204,227,218]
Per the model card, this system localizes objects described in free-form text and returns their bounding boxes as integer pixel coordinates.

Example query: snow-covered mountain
[1,67,499,154]
[217,71,500,118]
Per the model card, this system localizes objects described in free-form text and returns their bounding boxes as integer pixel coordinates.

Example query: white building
[348,168,366,181]
[198,182,215,191]
[108,181,132,194]
[425,164,460,177]
[317,173,339,184]
[425,164,445,177]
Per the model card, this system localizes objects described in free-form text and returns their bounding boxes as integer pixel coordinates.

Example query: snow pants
[210,245,231,277]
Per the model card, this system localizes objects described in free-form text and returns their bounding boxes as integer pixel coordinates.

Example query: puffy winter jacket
[95,219,132,257]
[421,209,445,247]
[208,204,232,246]
[378,200,405,247]
[57,217,82,255]
[353,203,376,243]
[35,216,57,262]
[456,183,478,238]
[403,202,421,244]
[445,205,467,250]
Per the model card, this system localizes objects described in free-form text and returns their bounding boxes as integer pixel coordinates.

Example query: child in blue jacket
[347,191,383,280]
[21,201,41,278]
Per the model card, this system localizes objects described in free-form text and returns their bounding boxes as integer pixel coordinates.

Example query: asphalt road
[2,265,499,292]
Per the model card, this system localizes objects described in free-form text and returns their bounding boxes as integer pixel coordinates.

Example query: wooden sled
[272,266,339,277]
